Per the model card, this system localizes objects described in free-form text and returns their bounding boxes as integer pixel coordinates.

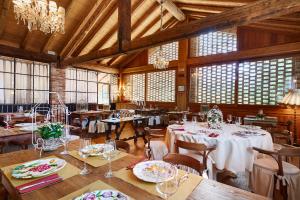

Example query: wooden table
[244,116,278,127]
[70,110,112,122]
[0,140,268,200]
[0,113,44,124]
[0,127,31,144]
[102,116,149,143]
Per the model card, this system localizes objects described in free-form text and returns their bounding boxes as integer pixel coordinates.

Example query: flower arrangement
[207,105,223,129]
[38,123,64,139]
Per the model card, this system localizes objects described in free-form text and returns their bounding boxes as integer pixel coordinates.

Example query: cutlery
[19,177,62,191]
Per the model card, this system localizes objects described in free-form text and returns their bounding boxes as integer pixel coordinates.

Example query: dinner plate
[15,123,37,127]
[12,158,66,179]
[133,160,178,183]
[81,144,114,156]
[74,189,129,200]
[20,126,38,132]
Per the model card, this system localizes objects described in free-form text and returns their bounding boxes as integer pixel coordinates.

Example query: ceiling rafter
[157,0,186,21]
[59,0,115,58]
[173,0,255,7]
[69,0,117,57]
[176,3,229,13]
[0,0,11,37]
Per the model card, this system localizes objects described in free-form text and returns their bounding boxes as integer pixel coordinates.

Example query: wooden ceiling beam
[118,0,131,51]
[0,0,11,36]
[0,44,57,63]
[176,3,228,14]
[173,0,255,7]
[75,63,119,74]
[156,0,186,21]
[61,0,300,67]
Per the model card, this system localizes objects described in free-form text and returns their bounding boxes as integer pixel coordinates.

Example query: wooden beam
[0,0,11,36]
[0,44,58,63]
[187,42,300,66]
[176,3,228,14]
[61,0,300,66]
[173,0,254,7]
[157,0,186,21]
[118,0,131,52]
[75,64,119,74]
[122,60,178,73]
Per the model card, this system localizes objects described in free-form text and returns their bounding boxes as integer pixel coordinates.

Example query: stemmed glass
[235,117,242,126]
[103,139,117,178]
[4,115,11,129]
[199,113,205,122]
[156,165,179,199]
[227,114,232,124]
[60,128,71,155]
[78,138,91,175]
[182,114,187,123]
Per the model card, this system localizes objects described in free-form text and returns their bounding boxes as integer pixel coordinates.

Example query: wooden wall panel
[237,26,300,50]
[125,50,148,67]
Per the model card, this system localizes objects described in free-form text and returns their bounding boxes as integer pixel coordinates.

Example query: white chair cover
[250,158,300,200]
[96,121,106,133]
[88,120,96,133]
[149,140,168,160]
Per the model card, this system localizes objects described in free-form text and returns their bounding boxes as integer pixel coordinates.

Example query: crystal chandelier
[12,0,65,34]
[153,0,169,70]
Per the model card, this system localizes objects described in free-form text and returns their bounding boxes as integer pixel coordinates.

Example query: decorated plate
[133,160,178,183]
[81,144,114,157]
[12,158,66,179]
[74,190,129,200]
[15,123,37,127]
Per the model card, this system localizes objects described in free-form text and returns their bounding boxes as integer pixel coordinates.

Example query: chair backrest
[163,153,204,174]
[176,139,215,169]
[115,140,130,153]
[278,147,300,169]
[144,127,165,159]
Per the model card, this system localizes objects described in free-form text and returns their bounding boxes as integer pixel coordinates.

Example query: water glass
[78,138,91,175]
[60,130,71,155]
[103,139,116,178]
[4,115,11,129]
[156,177,178,199]
[182,114,187,123]
[227,114,232,124]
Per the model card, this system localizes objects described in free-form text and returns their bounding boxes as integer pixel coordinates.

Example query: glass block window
[238,58,293,105]
[65,68,117,104]
[147,70,176,102]
[148,42,178,64]
[190,63,236,104]
[123,73,145,101]
[190,29,237,57]
[0,56,49,104]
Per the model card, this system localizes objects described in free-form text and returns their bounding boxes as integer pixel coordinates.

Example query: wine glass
[103,139,117,178]
[192,116,197,124]
[4,115,11,129]
[227,114,232,124]
[235,117,242,126]
[182,114,187,123]
[78,138,91,175]
[199,113,205,122]
[60,129,71,155]
[156,166,178,199]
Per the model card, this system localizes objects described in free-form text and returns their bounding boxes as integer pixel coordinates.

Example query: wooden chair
[144,127,167,160]
[0,141,5,154]
[9,135,32,150]
[116,140,130,153]
[163,153,203,175]
[251,146,300,200]
[176,140,216,171]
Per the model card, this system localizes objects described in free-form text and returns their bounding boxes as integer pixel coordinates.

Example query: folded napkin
[4,125,14,129]
[16,174,62,194]
[126,157,147,170]
[173,128,185,131]
[208,133,219,138]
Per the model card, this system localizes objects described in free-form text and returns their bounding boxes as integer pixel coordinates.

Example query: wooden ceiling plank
[0,0,11,36]
[156,0,186,21]
[62,0,300,66]
[176,3,229,14]
[173,0,255,7]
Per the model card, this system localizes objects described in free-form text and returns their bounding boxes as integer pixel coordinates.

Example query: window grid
[147,70,176,102]
[190,30,237,57]
[0,56,49,104]
[148,42,178,64]
[238,58,293,105]
[190,63,236,104]
[123,73,145,101]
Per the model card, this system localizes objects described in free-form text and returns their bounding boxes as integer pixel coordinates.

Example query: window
[0,56,49,104]
[238,58,293,105]
[65,68,118,104]
[190,29,237,57]
[147,70,176,102]
[190,63,236,104]
[148,42,178,64]
[123,73,145,101]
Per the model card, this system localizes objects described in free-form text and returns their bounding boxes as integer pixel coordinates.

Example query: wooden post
[177,39,189,111]
[118,0,131,52]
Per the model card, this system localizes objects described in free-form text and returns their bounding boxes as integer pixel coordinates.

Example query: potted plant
[38,123,64,151]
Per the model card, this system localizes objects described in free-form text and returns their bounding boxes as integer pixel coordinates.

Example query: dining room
[0,0,300,200]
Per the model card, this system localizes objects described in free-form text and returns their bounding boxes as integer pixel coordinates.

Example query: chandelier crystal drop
[12,0,65,34]
[153,0,169,70]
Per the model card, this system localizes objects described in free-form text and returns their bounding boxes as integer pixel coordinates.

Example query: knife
[19,177,62,191]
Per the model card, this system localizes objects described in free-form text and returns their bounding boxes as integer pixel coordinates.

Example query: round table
[165,122,273,173]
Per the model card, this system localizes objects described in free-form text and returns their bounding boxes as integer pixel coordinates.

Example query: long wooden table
[70,110,112,122]
[0,141,268,200]
[0,127,31,143]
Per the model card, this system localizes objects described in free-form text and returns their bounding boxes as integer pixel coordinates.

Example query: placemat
[115,168,202,200]
[58,180,134,200]
[1,156,80,187]
[69,150,128,167]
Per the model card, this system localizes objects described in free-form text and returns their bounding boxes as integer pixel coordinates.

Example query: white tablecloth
[165,122,273,173]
